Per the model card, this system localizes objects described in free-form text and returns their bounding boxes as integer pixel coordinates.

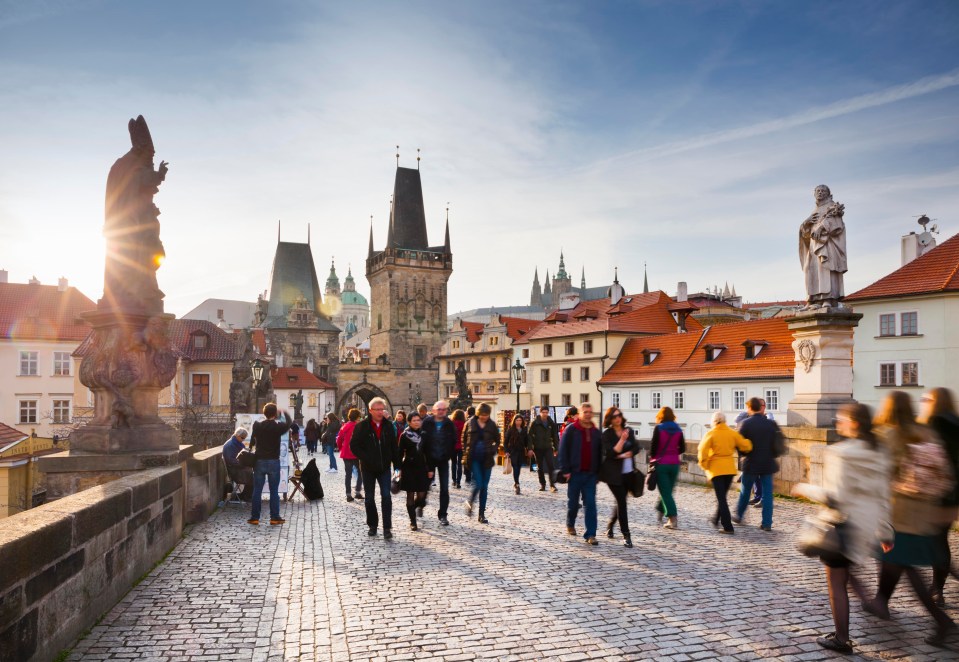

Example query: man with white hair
[350,397,398,539]
[222,427,252,501]
[421,399,457,526]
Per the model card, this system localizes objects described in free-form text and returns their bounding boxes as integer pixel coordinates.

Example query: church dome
[341,290,368,306]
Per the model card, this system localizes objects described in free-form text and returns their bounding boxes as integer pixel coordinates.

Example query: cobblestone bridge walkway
[69,470,959,661]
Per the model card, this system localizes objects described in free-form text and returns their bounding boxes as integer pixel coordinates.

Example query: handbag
[236,449,256,468]
[645,463,658,492]
[628,469,645,498]
[390,474,402,495]
[797,509,848,564]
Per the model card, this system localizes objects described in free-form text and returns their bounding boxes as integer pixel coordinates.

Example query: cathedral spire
[368,218,374,258]
[643,262,649,294]
[444,203,451,252]
[530,267,542,307]
[556,250,568,280]
[580,266,586,290]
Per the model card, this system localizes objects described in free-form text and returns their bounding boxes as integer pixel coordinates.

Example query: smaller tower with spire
[530,268,542,307]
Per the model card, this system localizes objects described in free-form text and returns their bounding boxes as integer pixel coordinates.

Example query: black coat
[251,414,293,460]
[321,421,341,447]
[505,427,530,460]
[350,416,398,475]
[738,414,783,475]
[421,415,457,466]
[397,428,431,492]
[599,427,639,485]
[529,417,559,452]
[462,417,501,469]
[931,413,959,507]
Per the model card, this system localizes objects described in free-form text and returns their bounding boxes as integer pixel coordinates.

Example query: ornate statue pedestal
[786,309,862,427]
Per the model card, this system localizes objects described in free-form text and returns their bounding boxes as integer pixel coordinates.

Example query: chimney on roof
[677,282,688,303]
[0,269,7,284]
[558,292,580,310]
[901,215,939,266]
[28,275,40,285]
[58,277,68,292]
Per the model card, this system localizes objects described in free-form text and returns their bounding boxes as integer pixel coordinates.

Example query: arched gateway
[335,382,392,417]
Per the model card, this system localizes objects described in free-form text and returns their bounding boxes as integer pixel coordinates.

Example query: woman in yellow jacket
[698,411,752,534]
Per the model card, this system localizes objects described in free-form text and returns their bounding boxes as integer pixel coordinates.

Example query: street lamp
[250,358,264,413]
[511,359,523,419]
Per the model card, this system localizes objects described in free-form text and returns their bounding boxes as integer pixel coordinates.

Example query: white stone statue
[800,185,847,309]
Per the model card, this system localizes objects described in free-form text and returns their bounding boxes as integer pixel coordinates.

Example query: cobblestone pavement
[69,467,959,661]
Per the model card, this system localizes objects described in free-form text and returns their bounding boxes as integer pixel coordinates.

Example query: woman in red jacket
[337,408,363,502]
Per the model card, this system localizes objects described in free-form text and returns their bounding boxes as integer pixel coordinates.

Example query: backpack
[893,440,955,502]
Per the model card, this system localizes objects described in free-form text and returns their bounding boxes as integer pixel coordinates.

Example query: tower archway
[335,382,392,418]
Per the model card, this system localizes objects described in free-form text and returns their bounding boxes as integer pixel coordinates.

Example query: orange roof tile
[76,319,240,362]
[599,318,795,385]
[0,283,96,342]
[847,232,959,301]
[461,321,484,344]
[272,367,335,390]
[500,316,539,342]
[250,328,268,355]
[0,422,29,451]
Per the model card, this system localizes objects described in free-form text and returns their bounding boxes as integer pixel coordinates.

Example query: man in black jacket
[249,403,293,526]
[529,407,559,492]
[733,397,784,531]
[350,397,398,539]
[421,399,457,526]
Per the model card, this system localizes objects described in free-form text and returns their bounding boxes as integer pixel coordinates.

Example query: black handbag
[797,510,848,564]
[236,450,256,468]
[645,463,658,492]
[629,469,645,498]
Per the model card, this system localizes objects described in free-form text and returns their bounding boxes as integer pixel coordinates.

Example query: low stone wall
[0,467,185,662]
[185,447,228,524]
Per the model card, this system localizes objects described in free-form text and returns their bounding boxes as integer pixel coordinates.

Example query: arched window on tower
[397,302,409,327]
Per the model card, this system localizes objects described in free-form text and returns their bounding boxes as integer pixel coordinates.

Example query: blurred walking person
[698,411,752,534]
[559,403,603,545]
[921,387,959,605]
[504,414,530,495]
[649,406,684,529]
[336,409,363,502]
[322,412,341,473]
[422,400,457,526]
[530,406,559,492]
[793,402,894,655]
[733,397,784,531]
[397,411,432,531]
[600,406,638,548]
[450,409,466,489]
[304,418,320,456]
[462,403,500,524]
[350,398,398,539]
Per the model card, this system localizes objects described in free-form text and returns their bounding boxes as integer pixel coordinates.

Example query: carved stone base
[71,423,179,453]
[37,445,190,500]
[786,309,863,427]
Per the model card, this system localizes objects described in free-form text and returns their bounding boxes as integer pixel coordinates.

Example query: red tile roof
[500,316,539,342]
[0,422,29,451]
[527,292,702,341]
[271,367,334,390]
[75,319,240,362]
[462,321,484,344]
[847,232,959,302]
[599,318,795,385]
[743,300,803,309]
[250,328,268,355]
[0,283,96,342]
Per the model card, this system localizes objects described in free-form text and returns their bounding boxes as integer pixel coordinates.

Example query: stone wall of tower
[266,328,340,384]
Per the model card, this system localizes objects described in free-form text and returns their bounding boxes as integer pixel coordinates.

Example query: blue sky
[1,0,957,316]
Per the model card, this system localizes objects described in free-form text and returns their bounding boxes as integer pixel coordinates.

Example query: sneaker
[606,526,615,539]
[247,519,259,525]
[566,526,576,536]
[731,515,743,525]
[752,501,762,509]
[465,500,473,516]
[383,529,393,540]
[816,632,853,654]
[439,517,450,526]
[585,537,598,546]
[346,495,355,502]
[748,496,761,506]
[719,529,735,535]
[623,537,633,549]
[270,518,285,525]
[760,525,772,532]
[330,468,338,473]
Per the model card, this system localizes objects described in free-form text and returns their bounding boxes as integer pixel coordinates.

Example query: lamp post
[511,358,523,420]
[250,358,264,414]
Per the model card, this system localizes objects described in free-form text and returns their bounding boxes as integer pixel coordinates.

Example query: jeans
[343,459,361,495]
[324,444,338,470]
[736,472,774,528]
[606,482,630,537]
[656,463,680,518]
[535,449,555,487]
[711,474,734,531]
[362,468,392,531]
[512,458,523,485]
[251,459,281,521]
[432,459,450,518]
[451,451,463,486]
[469,461,493,514]
[753,477,763,500]
[567,472,598,539]
[464,458,473,484]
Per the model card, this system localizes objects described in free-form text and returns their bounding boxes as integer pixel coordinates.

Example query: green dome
[341,291,368,306]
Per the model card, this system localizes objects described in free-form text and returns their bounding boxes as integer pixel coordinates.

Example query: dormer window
[703,344,726,362]
[742,340,768,360]
[642,349,660,366]
[191,332,209,350]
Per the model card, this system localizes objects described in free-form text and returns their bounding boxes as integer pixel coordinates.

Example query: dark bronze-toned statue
[293,389,304,421]
[103,115,167,315]
[449,360,473,411]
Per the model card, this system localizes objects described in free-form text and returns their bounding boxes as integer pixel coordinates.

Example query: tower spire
[417,148,421,170]
[581,266,586,290]
[307,222,311,245]
[444,203,451,252]
[395,144,400,168]
[277,220,281,243]
[368,217,374,258]
[643,262,649,294]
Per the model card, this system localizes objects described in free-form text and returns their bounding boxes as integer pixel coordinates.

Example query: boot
[478,511,489,524]
[606,522,615,539]
[514,483,520,495]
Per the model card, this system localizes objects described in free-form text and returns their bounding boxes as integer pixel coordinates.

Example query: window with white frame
[902,362,919,386]
[561,394,571,406]
[540,369,550,383]
[879,313,896,337]
[565,341,574,356]
[708,389,721,410]
[191,373,211,405]
[901,312,918,336]
[879,363,896,386]
[19,351,38,376]
[583,339,593,354]
[611,392,621,407]
[630,392,639,409]
[543,344,553,357]
[53,351,71,376]
[19,400,37,424]
[522,349,529,358]
[53,399,71,424]
[764,388,779,411]
[540,394,550,407]
[733,389,746,411]
[446,385,453,397]
[580,366,589,381]
[651,391,662,410]
[673,390,685,409]
[880,361,920,387]
[579,393,590,404]
[489,336,499,346]
[562,368,571,382]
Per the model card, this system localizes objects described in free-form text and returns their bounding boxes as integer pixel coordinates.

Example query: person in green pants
[649,407,684,529]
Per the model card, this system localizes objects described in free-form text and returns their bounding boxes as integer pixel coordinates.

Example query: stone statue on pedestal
[293,389,304,422]
[799,185,847,310]
[449,360,473,411]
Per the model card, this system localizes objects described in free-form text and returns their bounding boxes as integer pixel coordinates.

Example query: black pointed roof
[389,167,429,250]
[261,241,339,331]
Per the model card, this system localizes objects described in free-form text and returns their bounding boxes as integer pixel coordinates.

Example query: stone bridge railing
[0,446,226,662]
